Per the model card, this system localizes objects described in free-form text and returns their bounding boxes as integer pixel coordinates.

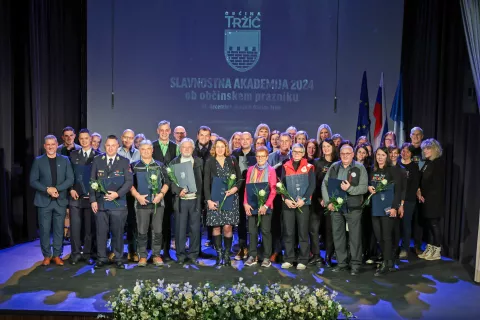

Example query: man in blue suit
[30,135,74,266]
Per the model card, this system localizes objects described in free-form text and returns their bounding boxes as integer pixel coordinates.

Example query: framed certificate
[286,173,311,205]
[173,162,197,193]
[245,182,271,215]
[371,185,394,216]
[72,164,92,196]
[101,176,127,209]
[211,176,234,211]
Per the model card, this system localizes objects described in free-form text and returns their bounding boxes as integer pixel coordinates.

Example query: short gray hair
[91,132,102,140]
[292,143,305,153]
[139,139,153,148]
[286,126,297,132]
[157,120,171,128]
[410,127,424,136]
[44,135,57,143]
[179,137,195,148]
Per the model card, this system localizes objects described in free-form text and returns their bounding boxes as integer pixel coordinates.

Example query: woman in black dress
[417,139,445,261]
[204,138,242,266]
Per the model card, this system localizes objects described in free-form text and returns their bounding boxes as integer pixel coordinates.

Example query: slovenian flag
[390,74,405,147]
[373,73,388,149]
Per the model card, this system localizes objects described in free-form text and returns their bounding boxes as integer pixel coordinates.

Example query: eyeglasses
[174,132,185,135]
[340,152,353,156]
[292,150,304,154]
[256,155,268,159]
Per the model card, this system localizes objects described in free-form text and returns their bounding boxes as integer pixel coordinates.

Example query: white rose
[381,179,388,185]
[230,174,236,180]
[91,182,99,190]
[276,182,283,188]
[166,167,172,173]
[336,197,344,205]
[150,174,158,181]
[259,189,266,197]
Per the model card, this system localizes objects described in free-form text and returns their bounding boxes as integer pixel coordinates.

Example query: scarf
[249,163,269,183]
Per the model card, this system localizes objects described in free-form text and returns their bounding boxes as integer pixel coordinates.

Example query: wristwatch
[263,205,269,209]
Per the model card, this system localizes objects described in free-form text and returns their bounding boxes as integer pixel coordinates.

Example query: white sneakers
[418,244,442,260]
[280,262,306,270]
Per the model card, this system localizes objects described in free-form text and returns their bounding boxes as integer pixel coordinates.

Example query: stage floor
[0,239,479,319]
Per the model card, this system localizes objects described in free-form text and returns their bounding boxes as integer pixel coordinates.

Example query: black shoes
[94,261,105,269]
[115,261,125,269]
[307,255,325,266]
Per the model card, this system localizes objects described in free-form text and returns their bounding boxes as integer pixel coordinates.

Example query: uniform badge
[351,172,357,178]
[301,166,307,173]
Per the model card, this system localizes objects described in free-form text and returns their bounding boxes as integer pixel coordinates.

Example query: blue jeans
[37,201,66,257]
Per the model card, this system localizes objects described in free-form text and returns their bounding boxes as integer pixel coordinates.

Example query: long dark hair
[355,143,372,168]
[373,146,392,171]
[321,138,338,162]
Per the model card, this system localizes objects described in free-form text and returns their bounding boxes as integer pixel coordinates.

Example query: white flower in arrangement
[274,295,282,303]
[337,197,344,204]
[381,179,388,185]
[91,182,99,190]
[150,174,158,181]
[212,296,221,305]
[259,189,266,197]
[226,290,232,296]
[247,297,256,306]
[140,311,148,319]
[166,286,173,293]
[133,285,141,295]
[293,305,300,312]
[208,291,214,298]
[230,174,236,180]
[186,309,196,317]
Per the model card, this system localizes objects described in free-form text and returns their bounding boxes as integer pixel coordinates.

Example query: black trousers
[70,199,95,259]
[126,194,137,253]
[162,192,173,254]
[372,216,395,261]
[282,205,310,264]
[401,201,416,251]
[309,201,322,256]
[248,213,272,259]
[175,199,201,261]
[271,195,283,254]
[96,208,127,263]
[412,202,424,248]
[425,218,442,246]
[136,206,164,258]
[237,190,248,248]
[392,217,401,256]
[331,209,362,268]
[361,206,377,258]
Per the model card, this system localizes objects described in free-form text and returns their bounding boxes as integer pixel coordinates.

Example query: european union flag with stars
[356,71,371,142]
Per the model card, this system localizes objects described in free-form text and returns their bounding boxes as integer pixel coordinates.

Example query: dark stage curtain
[402,0,480,267]
[0,0,87,248]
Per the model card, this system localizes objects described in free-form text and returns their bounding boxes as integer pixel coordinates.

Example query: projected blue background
[87,0,403,141]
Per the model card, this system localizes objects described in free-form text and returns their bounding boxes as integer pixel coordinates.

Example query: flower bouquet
[363,178,392,208]
[218,174,237,212]
[276,181,303,213]
[90,179,119,207]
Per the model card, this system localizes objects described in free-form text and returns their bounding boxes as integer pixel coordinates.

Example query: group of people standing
[29,121,445,276]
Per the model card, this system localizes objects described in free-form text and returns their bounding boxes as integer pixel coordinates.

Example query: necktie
[84,152,87,159]
[108,158,113,170]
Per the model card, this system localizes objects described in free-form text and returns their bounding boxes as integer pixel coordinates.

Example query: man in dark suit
[192,126,213,249]
[69,129,102,265]
[170,138,203,264]
[152,120,178,260]
[30,135,74,266]
[90,135,133,269]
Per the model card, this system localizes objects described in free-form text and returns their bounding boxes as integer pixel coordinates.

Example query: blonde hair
[210,137,231,157]
[229,131,242,151]
[316,124,333,144]
[421,138,443,160]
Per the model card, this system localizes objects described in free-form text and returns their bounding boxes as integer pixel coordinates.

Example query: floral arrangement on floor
[105,279,353,320]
